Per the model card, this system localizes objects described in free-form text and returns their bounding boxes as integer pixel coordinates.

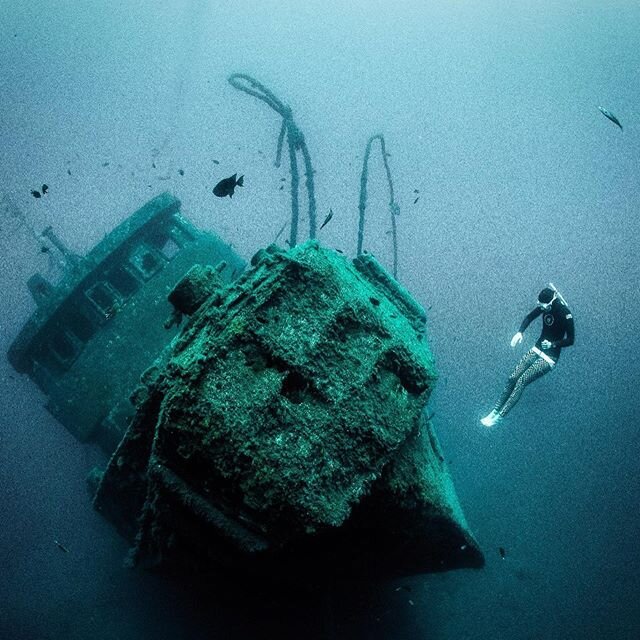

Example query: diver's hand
[541,339,553,349]
[510,332,523,348]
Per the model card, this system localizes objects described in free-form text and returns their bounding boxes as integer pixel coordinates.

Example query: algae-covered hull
[7,193,246,453]
[94,241,483,579]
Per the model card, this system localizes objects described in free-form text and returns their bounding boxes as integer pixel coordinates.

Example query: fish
[280,177,286,182]
[31,190,41,198]
[413,197,419,205]
[152,162,156,169]
[413,189,419,194]
[319,208,333,230]
[67,169,72,176]
[212,159,220,164]
[178,169,184,176]
[41,184,48,194]
[54,540,69,553]
[40,245,50,253]
[102,161,109,167]
[274,221,288,243]
[499,546,506,559]
[597,106,623,130]
[279,185,284,190]
[213,173,244,198]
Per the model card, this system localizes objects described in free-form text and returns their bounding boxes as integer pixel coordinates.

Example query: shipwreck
[7,71,484,579]
[92,237,484,578]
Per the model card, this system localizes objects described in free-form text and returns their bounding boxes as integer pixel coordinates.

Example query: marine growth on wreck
[94,240,483,579]
[8,73,484,584]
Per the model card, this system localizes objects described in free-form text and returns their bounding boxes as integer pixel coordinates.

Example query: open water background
[1,1,639,638]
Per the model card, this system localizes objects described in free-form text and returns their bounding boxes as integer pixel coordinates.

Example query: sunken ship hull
[8,193,245,453]
[94,240,484,579]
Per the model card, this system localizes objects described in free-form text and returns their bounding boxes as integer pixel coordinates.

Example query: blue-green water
[1,1,639,638]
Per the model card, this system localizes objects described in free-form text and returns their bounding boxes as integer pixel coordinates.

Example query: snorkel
[547,282,568,307]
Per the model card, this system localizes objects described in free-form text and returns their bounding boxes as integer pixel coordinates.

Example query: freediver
[481,283,575,427]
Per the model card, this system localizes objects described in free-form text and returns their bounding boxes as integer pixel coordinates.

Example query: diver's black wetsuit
[518,299,575,363]
[493,299,575,418]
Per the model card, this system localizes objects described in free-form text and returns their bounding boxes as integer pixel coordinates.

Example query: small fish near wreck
[213,173,244,198]
[54,540,69,553]
[319,208,333,230]
[597,106,623,131]
[31,184,49,199]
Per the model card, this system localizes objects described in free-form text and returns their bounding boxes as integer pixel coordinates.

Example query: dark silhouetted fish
[213,173,244,198]
[274,221,288,243]
[413,197,419,204]
[31,190,41,198]
[212,159,220,164]
[178,169,184,176]
[394,585,412,593]
[413,189,419,194]
[597,106,623,130]
[41,184,48,194]
[54,540,69,553]
[67,169,72,176]
[319,208,333,230]
[499,546,506,559]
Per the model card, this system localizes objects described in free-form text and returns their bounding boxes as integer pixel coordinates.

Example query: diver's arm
[510,307,540,347]
[518,307,542,333]
[552,312,575,349]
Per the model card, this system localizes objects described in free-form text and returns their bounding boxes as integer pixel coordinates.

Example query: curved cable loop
[357,134,400,279]
[228,73,317,246]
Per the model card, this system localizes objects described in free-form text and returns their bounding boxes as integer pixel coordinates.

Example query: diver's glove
[510,332,523,348]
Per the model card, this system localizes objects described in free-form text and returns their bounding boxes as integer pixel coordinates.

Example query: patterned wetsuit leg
[494,349,552,417]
